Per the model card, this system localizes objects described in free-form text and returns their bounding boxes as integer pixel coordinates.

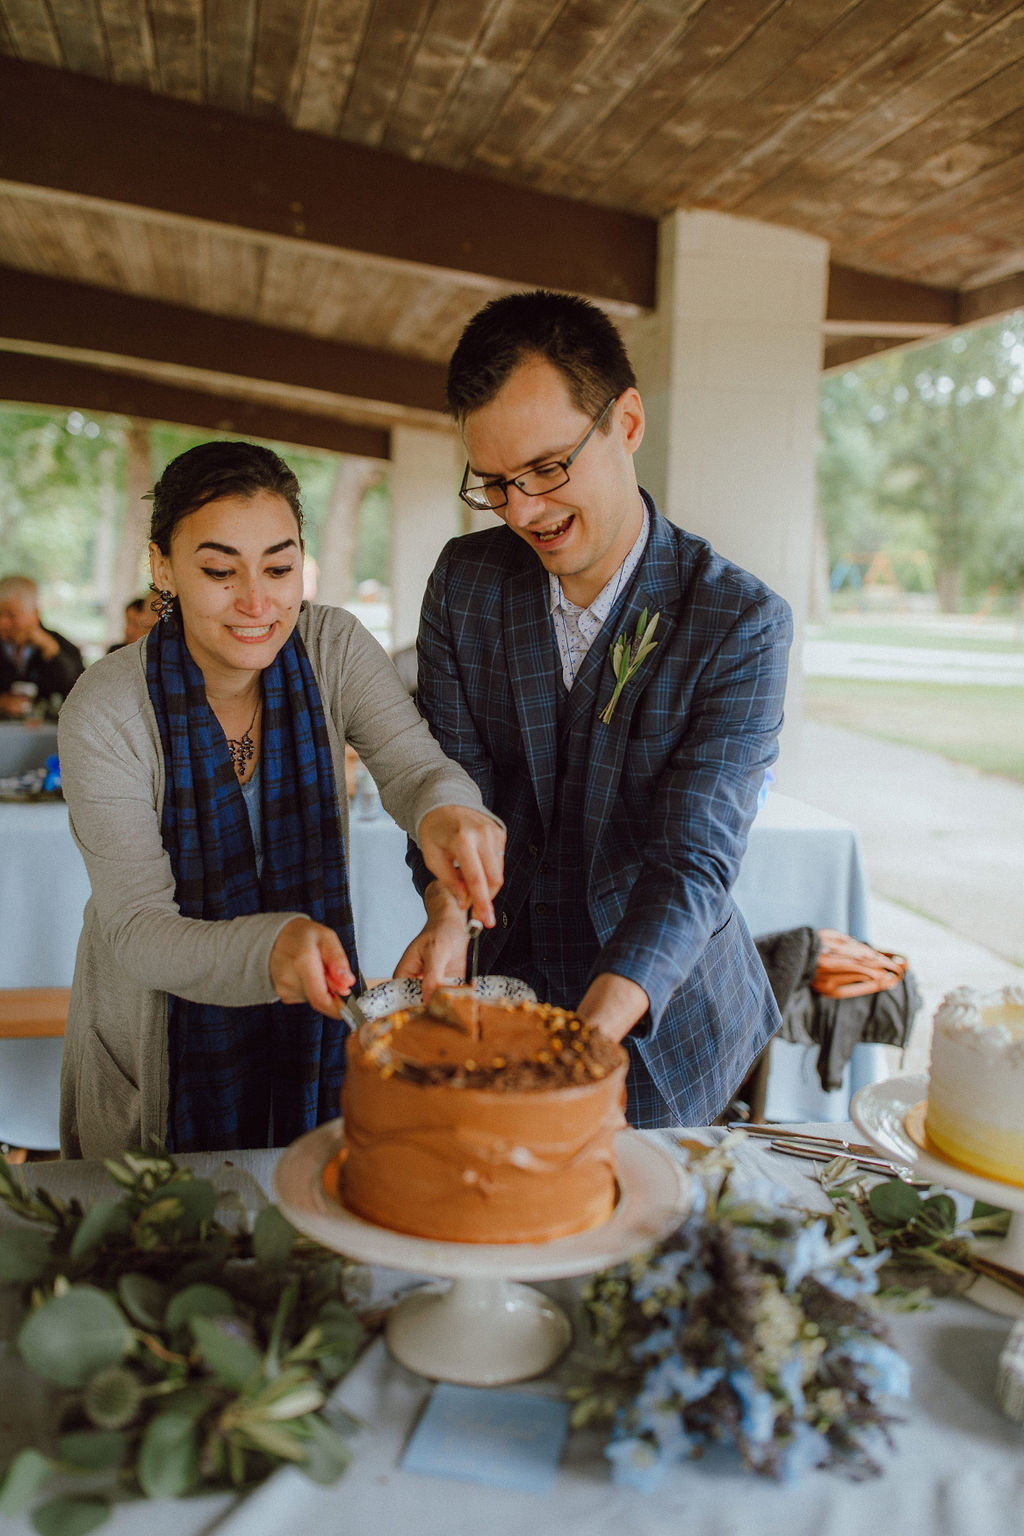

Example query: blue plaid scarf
[146,616,354,1152]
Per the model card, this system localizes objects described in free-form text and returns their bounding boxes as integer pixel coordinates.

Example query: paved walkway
[786,718,1024,1073]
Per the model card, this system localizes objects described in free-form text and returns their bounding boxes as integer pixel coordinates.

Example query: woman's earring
[156,590,177,622]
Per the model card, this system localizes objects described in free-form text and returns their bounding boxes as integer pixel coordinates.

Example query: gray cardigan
[57,603,491,1159]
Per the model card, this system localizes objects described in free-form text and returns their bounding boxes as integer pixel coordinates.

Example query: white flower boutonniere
[599,608,660,725]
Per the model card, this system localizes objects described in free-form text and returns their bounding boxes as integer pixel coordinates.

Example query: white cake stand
[273,1121,691,1385]
[852,1074,1024,1320]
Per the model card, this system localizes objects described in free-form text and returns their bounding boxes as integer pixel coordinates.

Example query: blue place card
[400,1383,570,1493]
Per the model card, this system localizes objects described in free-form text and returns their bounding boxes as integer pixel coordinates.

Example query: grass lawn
[802,678,1024,784]
[808,620,1024,653]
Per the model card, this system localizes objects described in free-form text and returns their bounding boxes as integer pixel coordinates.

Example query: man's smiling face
[461,354,646,609]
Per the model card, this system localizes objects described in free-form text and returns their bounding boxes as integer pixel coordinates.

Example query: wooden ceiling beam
[0,55,657,310]
[0,352,390,458]
[0,266,447,416]
[824,265,957,335]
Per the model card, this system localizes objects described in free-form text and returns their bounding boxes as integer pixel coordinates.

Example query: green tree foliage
[0,409,391,647]
[819,315,1024,611]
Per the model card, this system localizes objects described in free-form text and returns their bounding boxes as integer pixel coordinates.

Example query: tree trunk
[935,563,961,614]
[104,421,153,644]
[316,459,382,607]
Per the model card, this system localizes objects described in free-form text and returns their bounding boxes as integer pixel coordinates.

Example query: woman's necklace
[225,695,261,778]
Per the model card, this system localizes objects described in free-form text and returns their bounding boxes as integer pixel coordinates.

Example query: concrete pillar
[630,210,829,782]
[388,424,463,651]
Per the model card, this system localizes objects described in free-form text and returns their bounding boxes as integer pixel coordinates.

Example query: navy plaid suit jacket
[413,494,793,1126]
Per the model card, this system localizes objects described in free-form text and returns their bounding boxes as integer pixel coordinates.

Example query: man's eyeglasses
[459,396,618,512]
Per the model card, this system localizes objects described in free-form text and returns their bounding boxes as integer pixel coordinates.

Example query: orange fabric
[811,929,908,1000]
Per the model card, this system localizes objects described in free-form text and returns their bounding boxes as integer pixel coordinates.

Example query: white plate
[851,1074,1024,1212]
[273,1121,691,1281]
[358,975,536,1019]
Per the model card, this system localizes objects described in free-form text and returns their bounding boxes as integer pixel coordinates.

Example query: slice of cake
[336,988,628,1243]
[924,985,1024,1185]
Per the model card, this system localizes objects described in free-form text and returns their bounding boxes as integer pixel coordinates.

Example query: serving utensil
[466,915,483,986]
[727,1123,880,1159]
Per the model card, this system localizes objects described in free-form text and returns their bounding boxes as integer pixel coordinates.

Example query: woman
[58,441,504,1159]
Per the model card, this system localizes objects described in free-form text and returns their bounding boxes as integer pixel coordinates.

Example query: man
[0,574,84,718]
[400,291,792,1127]
[107,594,159,651]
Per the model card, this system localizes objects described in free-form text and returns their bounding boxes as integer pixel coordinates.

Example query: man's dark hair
[446,290,637,426]
[149,440,303,553]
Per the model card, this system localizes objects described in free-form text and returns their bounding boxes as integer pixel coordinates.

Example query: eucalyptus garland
[0,1152,367,1535]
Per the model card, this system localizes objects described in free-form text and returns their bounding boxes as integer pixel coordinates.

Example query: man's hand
[26,621,59,662]
[269,916,355,1018]
[417,805,504,928]
[394,880,471,1002]
[576,972,650,1044]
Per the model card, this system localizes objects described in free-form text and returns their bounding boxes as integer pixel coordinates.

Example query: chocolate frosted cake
[336,987,628,1243]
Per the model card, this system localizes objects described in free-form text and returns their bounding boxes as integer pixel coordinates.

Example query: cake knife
[467,915,483,986]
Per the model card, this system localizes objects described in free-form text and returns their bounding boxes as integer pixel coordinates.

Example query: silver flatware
[339,993,369,1033]
[727,1122,880,1159]
[767,1140,909,1177]
[467,915,483,986]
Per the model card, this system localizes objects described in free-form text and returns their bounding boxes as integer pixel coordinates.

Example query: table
[1,1129,1020,1536]
[0,801,88,1149]
[0,721,58,778]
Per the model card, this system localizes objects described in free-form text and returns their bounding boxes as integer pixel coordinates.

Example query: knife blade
[467,915,483,986]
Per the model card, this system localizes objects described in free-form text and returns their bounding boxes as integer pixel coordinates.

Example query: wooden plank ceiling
[2,0,1024,454]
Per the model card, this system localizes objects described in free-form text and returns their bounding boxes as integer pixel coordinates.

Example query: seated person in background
[57,439,504,1160]
[0,574,85,718]
[107,594,160,651]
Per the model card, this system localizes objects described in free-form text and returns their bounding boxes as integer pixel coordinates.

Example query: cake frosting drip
[925,985,1024,1185]
[338,990,629,1243]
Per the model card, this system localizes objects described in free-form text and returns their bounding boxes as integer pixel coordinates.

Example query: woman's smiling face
[150,490,304,690]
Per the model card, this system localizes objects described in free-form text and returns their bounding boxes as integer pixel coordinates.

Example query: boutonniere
[599,608,660,724]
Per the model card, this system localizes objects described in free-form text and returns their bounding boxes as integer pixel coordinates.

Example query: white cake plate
[852,1074,1024,1320]
[274,1121,691,1385]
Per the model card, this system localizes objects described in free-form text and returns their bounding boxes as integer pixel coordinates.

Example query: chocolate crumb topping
[361,996,623,1089]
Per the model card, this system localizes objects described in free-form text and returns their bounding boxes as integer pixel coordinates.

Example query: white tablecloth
[0,1130,1020,1536]
[0,721,59,778]
[0,801,88,1149]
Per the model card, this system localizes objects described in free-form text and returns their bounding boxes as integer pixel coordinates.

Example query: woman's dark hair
[446,289,637,426]
[149,441,304,553]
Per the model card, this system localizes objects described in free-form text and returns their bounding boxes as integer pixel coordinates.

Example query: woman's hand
[269,916,355,1018]
[394,881,472,1002]
[417,805,505,928]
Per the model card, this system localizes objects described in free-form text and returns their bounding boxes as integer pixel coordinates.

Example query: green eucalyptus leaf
[164,1283,236,1335]
[55,1429,130,1471]
[116,1272,168,1329]
[153,1177,218,1234]
[252,1205,297,1267]
[237,1419,309,1462]
[136,1410,200,1499]
[190,1315,263,1389]
[315,1301,364,1378]
[31,1495,110,1536]
[0,1227,53,1282]
[68,1201,133,1264]
[18,1287,132,1388]
[301,1414,352,1485]
[867,1180,922,1225]
[918,1193,958,1234]
[0,1447,52,1518]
